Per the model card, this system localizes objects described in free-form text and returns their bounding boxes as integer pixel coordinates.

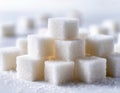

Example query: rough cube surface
[0,47,20,70]
[16,55,44,81]
[48,18,79,40]
[75,56,106,83]
[107,53,120,77]
[16,38,27,54]
[55,39,85,61]
[27,35,55,60]
[45,61,74,85]
[86,35,114,57]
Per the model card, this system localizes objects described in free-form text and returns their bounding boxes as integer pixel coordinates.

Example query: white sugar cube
[86,35,114,57]
[89,25,109,35]
[16,55,44,81]
[45,61,74,85]
[39,13,51,27]
[0,47,20,70]
[75,56,106,83]
[28,35,55,60]
[102,20,120,33]
[16,38,27,54]
[0,23,15,37]
[17,17,35,35]
[55,39,85,61]
[107,53,120,77]
[48,18,79,40]
[18,17,34,30]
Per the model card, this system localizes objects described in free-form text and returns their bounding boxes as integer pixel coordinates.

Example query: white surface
[48,18,79,40]
[16,37,27,54]
[0,71,120,93]
[45,61,74,85]
[27,35,55,59]
[55,39,85,61]
[86,35,114,57]
[0,0,120,16]
[0,47,20,70]
[17,55,44,81]
[75,56,106,83]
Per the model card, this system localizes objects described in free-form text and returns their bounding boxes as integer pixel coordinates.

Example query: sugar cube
[0,23,15,37]
[27,35,55,60]
[16,55,44,81]
[16,38,27,54]
[17,17,35,35]
[48,18,79,40]
[18,17,34,30]
[75,56,106,83]
[45,61,74,85]
[0,47,20,70]
[40,13,51,27]
[106,53,120,77]
[89,25,109,35]
[102,20,120,34]
[55,39,85,61]
[86,35,114,57]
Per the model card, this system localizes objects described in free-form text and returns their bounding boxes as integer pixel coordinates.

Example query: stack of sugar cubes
[0,17,119,86]
[87,20,120,78]
[16,17,107,85]
[89,20,120,42]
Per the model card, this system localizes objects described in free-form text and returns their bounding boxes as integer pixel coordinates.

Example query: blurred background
[0,0,120,26]
[0,0,119,47]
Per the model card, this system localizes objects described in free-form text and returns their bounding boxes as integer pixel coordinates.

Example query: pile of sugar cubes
[1,17,120,86]
[0,13,51,38]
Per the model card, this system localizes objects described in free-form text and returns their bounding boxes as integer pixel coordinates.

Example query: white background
[0,0,120,25]
[0,0,119,15]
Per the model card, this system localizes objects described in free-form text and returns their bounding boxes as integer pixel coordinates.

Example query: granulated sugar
[0,71,120,93]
